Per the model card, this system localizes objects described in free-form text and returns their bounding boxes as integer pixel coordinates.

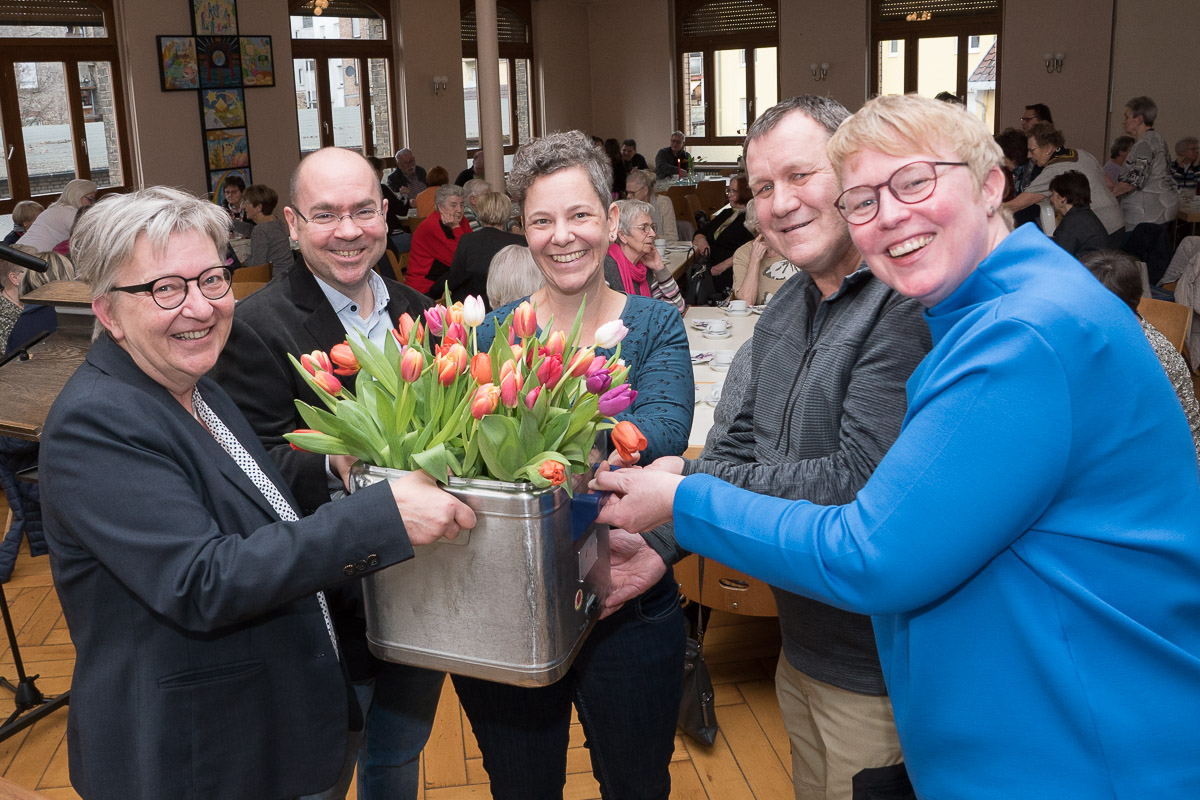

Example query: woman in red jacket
[406,184,471,296]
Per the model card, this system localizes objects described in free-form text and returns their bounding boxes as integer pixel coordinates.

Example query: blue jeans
[452,570,685,800]
[355,662,445,800]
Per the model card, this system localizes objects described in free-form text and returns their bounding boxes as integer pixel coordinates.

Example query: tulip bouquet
[284,295,643,493]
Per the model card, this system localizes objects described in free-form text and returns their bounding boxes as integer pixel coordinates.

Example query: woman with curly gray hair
[452,129,692,800]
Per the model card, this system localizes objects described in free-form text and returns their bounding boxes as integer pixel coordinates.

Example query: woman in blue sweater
[595,94,1200,797]
[453,130,693,800]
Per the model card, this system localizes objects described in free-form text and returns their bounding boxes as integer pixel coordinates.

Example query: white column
[475,0,504,187]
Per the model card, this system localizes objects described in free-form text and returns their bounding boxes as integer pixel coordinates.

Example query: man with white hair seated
[386,148,428,201]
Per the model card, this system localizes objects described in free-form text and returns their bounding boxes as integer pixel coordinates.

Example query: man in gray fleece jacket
[610,96,931,799]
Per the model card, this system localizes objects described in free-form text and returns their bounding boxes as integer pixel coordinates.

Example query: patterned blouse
[479,294,694,461]
[1141,316,1200,461]
[0,294,20,352]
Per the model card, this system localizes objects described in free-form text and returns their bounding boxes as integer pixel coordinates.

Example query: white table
[684,306,758,456]
[230,235,252,264]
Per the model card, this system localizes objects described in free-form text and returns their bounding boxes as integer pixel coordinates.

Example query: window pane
[916,36,958,99]
[682,51,705,139]
[514,59,533,146]
[714,49,747,137]
[0,23,106,39]
[463,58,480,150]
[878,39,906,96]
[368,58,392,156]
[18,62,79,195]
[330,58,362,153]
[964,35,998,132]
[289,15,384,40]
[79,61,122,188]
[0,118,9,201]
[754,47,777,122]
[294,58,320,155]
[499,60,511,147]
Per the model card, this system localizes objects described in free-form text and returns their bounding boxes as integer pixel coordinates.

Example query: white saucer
[710,362,730,372]
[703,329,732,340]
[724,308,750,317]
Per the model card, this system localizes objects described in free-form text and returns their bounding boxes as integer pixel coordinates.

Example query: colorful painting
[206,127,250,171]
[192,0,237,36]
[209,167,251,202]
[239,36,274,87]
[201,88,246,130]
[196,36,242,88]
[157,36,199,91]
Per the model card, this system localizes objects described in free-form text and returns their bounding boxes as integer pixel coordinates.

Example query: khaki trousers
[775,654,908,800]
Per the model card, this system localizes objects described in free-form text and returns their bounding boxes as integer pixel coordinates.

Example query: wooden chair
[1138,296,1192,354]
[696,180,728,217]
[383,250,409,280]
[233,263,272,282]
[232,281,266,300]
[674,554,779,617]
[666,185,696,223]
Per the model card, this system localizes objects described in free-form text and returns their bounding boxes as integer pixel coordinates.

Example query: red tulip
[312,370,343,396]
[536,354,564,389]
[525,385,542,409]
[512,301,538,339]
[538,459,567,486]
[611,420,647,464]
[300,350,332,377]
[289,429,320,452]
[470,352,492,384]
[400,346,424,383]
[500,370,519,408]
[470,383,500,419]
[329,342,360,376]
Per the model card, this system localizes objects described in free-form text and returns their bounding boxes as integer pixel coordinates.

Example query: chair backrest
[665,185,693,222]
[232,281,266,301]
[1138,297,1192,353]
[233,263,272,282]
[696,180,728,217]
[685,193,704,225]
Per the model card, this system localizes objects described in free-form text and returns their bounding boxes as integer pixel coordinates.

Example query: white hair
[487,245,543,309]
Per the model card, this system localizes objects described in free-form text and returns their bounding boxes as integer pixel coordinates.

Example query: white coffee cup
[727,299,748,313]
[713,349,736,367]
[707,319,728,335]
[654,237,666,249]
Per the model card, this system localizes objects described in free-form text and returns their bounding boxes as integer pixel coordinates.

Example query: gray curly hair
[506,130,612,212]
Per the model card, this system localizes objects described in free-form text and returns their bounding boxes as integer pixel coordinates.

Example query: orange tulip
[446,302,465,326]
[329,342,360,376]
[567,347,596,378]
[471,383,500,419]
[611,420,646,464]
[434,353,458,386]
[544,330,567,357]
[395,313,416,345]
[400,346,424,383]
[512,301,538,339]
[538,459,567,486]
[470,352,492,384]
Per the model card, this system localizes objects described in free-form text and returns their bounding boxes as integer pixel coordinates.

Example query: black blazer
[440,226,527,309]
[697,207,752,265]
[40,336,413,800]
[210,259,433,515]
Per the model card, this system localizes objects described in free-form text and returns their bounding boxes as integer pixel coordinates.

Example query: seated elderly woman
[14,179,96,291]
[625,168,680,241]
[1004,122,1124,246]
[461,177,492,232]
[414,166,450,218]
[439,190,525,308]
[595,93,1200,797]
[691,175,754,295]
[1080,249,1200,458]
[242,183,294,277]
[452,130,693,800]
[406,183,472,297]
[39,186,472,800]
[485,243,542,309]
[604,198,685,312]
[1048,170,1109,258]
[730,198,798,304]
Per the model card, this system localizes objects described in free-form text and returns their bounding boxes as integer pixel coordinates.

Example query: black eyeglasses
[112,266,232,309]
[291,206,384,229]
[834,161,967,225]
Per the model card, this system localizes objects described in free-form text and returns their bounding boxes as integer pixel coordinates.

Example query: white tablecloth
[684,306,758,455]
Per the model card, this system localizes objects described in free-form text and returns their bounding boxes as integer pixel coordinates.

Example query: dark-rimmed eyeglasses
[834,161,967,225]
[112,266,232,310]
[291,206,384,229]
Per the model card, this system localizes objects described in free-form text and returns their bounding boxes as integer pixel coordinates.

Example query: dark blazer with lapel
[40,336,414,800]
[210,258,433,514]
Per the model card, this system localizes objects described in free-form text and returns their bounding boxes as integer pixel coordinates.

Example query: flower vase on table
[284,296,643,686]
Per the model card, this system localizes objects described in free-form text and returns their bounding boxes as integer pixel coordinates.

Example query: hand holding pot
[591,467,683,533]
[390,470,476,545]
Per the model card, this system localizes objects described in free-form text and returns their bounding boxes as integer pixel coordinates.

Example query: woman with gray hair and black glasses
[406,182,471,296]
[603,198,685,312]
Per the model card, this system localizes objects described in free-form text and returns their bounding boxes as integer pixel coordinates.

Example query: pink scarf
[608,243,650,297]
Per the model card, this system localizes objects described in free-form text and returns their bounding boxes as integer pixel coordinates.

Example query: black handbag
[678,557,719,746]
[684,250,719,307]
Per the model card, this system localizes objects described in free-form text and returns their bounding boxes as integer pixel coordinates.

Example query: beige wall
[586,0,673,149]
[533,0,594,135]
[778,0,869,113]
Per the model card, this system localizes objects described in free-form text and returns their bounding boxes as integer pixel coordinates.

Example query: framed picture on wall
[196,36,243,88]
[239,36,274,87]
[192,0,238,36]
[157,36,199,91]
[206,127,250,171]
[208,167,252,204]
[200,88,246,130]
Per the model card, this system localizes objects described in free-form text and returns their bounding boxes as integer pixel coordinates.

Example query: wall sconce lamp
[432,75,449,96]
[810,63,830,82]
[1043,52,1064,73]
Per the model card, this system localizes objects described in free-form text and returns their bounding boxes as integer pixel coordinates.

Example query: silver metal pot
[349,464,611,686]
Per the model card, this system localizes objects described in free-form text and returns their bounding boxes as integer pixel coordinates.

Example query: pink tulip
[329,342,360,376]
[312,370,343,396]
[470,352,492,384]
[585,356,608,378]
[444,321,467,345]
[500,371,520,408]
[524,386,542,410]
[512,301,538,339]
[400,346,424,383]
[499,359,519,384]
[300,350,332,376]
[424,305,445,336]
[537,354,564,390]
[470,383,500,420]
[597,384,636,416]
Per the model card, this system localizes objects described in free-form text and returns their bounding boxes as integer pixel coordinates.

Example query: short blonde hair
[12,200,44,229]
[475,191,512,227]
[54,179,97,210]
[827,94,1004,192]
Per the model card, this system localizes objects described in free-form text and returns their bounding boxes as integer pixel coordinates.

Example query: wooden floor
[0,495,794,799]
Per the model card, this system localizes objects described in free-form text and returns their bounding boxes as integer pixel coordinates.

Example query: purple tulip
[597,384,636,416]
[586,370,612,395]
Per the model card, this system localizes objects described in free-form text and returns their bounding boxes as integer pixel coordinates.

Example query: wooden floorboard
[0,495,794,798]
